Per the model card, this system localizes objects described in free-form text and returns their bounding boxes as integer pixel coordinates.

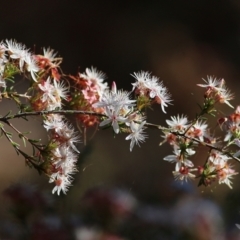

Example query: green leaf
[19,134,26,147]
[12,141,20,147]
[29,138,41,143]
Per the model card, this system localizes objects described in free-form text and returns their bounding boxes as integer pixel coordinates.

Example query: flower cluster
[163,115,200,181]
[162,76,238,188]
[1,39,240,195]
[197,76,234,108]
[0,40,39,86]
[43,114,79,195]
[67,70,170,151]
[132,71,172,112]
[219,106,240,142]
[0,40,172,193]
[92,71,171,151]
[0,39,81,195]
[198,150,237,188]
[93,81,147,151]
[67,67,108,127]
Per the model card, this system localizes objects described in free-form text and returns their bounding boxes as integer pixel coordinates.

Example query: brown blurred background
[1,1,240,239]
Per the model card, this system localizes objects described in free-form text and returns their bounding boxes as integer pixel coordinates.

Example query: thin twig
[0,110,105,121]
[1,109,240,164]
[145,122,240,163]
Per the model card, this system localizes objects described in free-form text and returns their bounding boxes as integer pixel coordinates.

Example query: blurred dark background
[1,1,240,239]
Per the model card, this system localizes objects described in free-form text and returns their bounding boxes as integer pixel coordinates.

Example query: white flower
[81,66,106,82]
[131,71,171,113]
[43,47,58,62]
[6,39,29,71]
[166,115,189,133]
[56,123,80,153]
[163,147,195,171]
[131,71,151,94]
[53,79,69,103]
[38,78,68,109]
[198,76,234,108]
[155,86,172,113]
[93,84,135,110]
[223,121,237,142]
[51,174,72,195]
[173,166,196,181]
[208,150,231,165]
[126,121,147,151]
[24,53,39,81]
[187,120,208,142]
[217,87,234,108]
[43,114,64,131]
[216,162,238,189]
[49,145,78,196]
[99,106,127,134]
[51,146,78,168]
[197,76,222,90]
[48,119,79,195]
[80,67,108,99]
[38,77,55,102]
[145,76,159,98]
[126,111,146,126]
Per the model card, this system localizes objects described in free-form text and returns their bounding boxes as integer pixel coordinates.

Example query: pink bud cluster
[67,67,108,127]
